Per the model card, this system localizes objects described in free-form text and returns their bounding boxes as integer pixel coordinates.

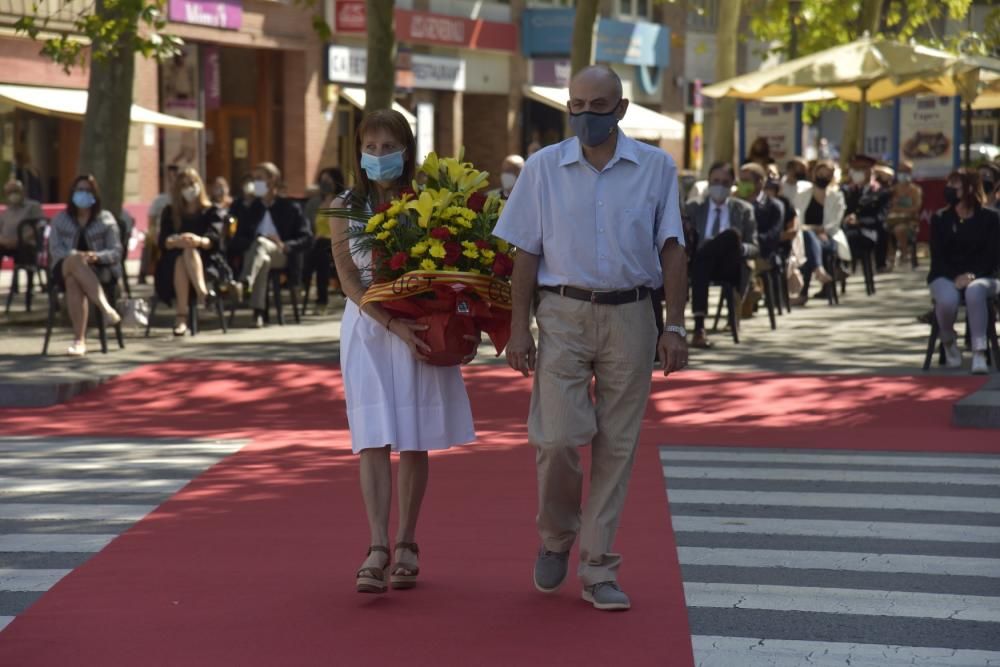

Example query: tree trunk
[710,0,742,166]
[365,0,396,112]
[841,0,885,165]
[570,0,599,76]
[78,3,135,220]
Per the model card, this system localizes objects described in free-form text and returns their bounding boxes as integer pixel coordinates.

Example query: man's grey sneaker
[533,547,570,593]
[582,582,631,611]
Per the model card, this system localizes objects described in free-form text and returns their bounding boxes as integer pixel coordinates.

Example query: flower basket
[361,270,511,366]
[326,149,515,367]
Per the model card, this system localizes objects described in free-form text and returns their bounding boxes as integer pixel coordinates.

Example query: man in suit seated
[229,161,312,328]
[685,161,759,349]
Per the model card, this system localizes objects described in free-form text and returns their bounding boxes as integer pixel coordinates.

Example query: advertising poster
[161,43,201,171]
[742,102,798,162]
[897,96,958,179]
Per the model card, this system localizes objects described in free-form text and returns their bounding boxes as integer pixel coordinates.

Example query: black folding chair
[923,296,1000,372]
[4,217,45,313]
[41,268,125,355]
[710,281,741,344]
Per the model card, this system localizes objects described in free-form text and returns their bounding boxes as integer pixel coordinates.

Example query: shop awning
[339,87,418,136]
[0,83,203,130]
[524,85,685,142]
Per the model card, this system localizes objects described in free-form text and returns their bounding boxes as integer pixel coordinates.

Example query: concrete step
[952,375,1000,429]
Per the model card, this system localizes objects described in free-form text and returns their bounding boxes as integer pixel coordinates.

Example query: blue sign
[521,8,574,57]
[595,18,669,68]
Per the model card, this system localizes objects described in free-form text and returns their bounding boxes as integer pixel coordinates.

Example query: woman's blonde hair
[170,167,212,231]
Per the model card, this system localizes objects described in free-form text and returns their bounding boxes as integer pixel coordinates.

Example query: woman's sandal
[391,542,420,590]
[356,546,391,594]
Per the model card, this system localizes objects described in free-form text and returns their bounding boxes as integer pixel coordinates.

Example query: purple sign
[169,0,243,30]
[203,45,221,109]
[531,59,571,88]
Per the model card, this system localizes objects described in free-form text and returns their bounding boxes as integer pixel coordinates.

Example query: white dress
[339,210,476,454]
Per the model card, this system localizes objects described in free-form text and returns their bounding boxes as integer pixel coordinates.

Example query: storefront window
[618,0,651,20]
[687,0,719,31]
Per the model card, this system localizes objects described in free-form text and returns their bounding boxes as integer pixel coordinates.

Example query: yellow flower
[410,242,428,257]
[387,203,403,217]
[479,249,495,263]
[496,239,510,253]
[461,240,479,259]
[365,213,385,233]
[429,241,447,259]
[383,218,398,230]
[406,191,439,228]
[375,231,391,241]
[420,258,437,271]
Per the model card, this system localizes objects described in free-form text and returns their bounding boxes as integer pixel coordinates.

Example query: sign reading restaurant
[333,2,517,52]
[326,46,467,92]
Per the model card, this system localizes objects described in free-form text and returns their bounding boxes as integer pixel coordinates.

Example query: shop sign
[335,0,367,33]
[333,3,516,52]
[741,102,798,163]
[521,9,574,57]
[530,59,571,88]
[202,45,221,110]
[326,46,466,91]
[897,96,959,179]
[396,9,516,51]
[168,0,242,30]
[595,19,669,68]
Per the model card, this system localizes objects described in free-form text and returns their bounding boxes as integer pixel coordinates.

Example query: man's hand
[657,331,688,376]
[83,251,99,264]
[844,214,858,227]
[955,273,975,290]
[505,327,537,377]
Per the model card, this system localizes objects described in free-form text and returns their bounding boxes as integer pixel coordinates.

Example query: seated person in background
[781,157,811,204]
[685,161,758,349]
[739,163,783,262]
[792,160,843,305]
[0,179,44,271]
[209,177,232,219]
[229,162,312,328]
[154,167,224,336]
[493,155,524,200]
[887,161,923,270]
[764,166,798,258]
[48,175,123,356]
[927,169,1000,375]
[842,154,892,271]
[303,166,345,315]
[979,163,999,210]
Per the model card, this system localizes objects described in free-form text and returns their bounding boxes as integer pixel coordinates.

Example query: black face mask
[943,186,961,206]
[814,176,832,189]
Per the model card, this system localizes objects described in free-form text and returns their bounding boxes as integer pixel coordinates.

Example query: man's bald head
[501,154,525,175]
[568,66,625,116]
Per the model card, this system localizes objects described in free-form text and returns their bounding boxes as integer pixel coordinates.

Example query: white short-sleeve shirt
[493,133,684,290]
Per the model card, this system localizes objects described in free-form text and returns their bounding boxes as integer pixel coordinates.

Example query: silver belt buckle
[591,289,612,303]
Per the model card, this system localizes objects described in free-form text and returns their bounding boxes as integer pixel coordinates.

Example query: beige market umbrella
[702,35,1000,158]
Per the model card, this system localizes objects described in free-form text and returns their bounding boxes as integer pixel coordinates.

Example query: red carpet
[0,363,993,665]
[0,362,692,667]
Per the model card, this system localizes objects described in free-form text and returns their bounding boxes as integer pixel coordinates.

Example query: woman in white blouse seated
[791,160,851,305]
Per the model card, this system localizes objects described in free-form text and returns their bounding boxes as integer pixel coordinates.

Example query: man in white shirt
[494,66,688,612]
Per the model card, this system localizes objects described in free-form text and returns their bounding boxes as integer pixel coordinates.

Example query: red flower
[474,239,491,250]
[492,253,514,278]
[375,202,392,214]
[444,242,462,265]
[467,192,487,212]
[389,251,409,271]
[430,227,451,240]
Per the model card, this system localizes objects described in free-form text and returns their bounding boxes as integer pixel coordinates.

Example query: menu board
[742,102,798,162]
[897,96,958,178]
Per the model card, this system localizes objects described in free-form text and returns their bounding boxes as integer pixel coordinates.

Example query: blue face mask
[568,100,623,147]
[361,150,405,182]
[72,190,96,209]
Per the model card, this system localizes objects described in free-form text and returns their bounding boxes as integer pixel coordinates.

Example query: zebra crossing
[661,446,1000,667]
[0,436,245,633]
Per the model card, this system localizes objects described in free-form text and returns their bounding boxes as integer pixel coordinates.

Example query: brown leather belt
[540,285,650,305]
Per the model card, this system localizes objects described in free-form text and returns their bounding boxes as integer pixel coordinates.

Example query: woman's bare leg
[359,446,392,571]
[894,226,910,267]
[395,451,428,573]
[63,254,115,317]
[173,259,191,320]
[182,248,208,302]
[64,273,88,342]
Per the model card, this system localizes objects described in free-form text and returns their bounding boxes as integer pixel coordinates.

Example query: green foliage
[15,0,183,73]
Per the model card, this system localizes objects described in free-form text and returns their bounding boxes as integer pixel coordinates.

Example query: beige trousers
[529,290,657,586]
[240,237,288,310]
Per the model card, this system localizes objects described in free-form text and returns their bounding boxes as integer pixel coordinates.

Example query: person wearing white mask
[47,174,123,356]
[684,161,758,348]
[153,167,224,336]
[841,154,892,272]
[229,162,311,328]
[0,180,44,295]
[495,154,525,199]
[887,160,923,270]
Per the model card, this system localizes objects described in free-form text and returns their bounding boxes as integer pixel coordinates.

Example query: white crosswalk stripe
[663,446,1000,665]
[0,437,244,635]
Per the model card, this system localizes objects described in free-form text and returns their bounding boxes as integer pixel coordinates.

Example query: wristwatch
[664,325,687,338]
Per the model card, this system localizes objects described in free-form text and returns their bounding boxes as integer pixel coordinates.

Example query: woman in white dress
[330,110,477,594]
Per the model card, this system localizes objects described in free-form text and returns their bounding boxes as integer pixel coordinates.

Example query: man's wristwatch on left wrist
[664,325,687,339]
